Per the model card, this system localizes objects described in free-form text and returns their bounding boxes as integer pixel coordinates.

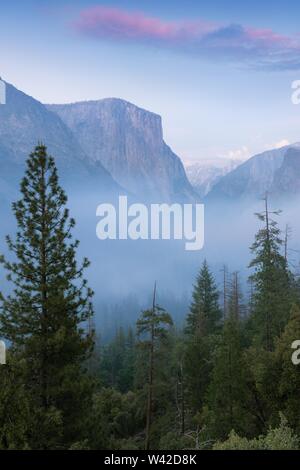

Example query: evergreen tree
[186,260,222,336]
[184,260,222,414]
[0,144,94,449]
[136,284,173,450]
[249,196,292,350]
[100,327,136,392]
[206,272,250,439]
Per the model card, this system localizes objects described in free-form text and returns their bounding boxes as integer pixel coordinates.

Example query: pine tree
[184,260,222,414]
[249,196,291,350]
[136,284,173,450]
[207,273,250,439]
[0,144,94,449]
[186,260,222,336]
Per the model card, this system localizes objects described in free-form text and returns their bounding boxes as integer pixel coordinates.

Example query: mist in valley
[2,181,300,340]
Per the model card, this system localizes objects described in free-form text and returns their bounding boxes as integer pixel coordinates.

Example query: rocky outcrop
[205,144,300,202]
[0,82,120,196]
[48,99,197,202]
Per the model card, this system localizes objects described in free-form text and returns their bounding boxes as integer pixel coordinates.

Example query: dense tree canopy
[0,147,300,450]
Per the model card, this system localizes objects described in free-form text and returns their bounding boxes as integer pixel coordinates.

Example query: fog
[1,185,300,340]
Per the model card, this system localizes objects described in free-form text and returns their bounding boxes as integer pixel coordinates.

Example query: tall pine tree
[207,272,250,439]
[0,144,94,449]
[136,284,173,450]
[184,260,222,414]
[249,196,291,350]
[185,260,221,336]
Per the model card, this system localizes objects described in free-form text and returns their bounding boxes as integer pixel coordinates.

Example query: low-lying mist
[1,186,300,340]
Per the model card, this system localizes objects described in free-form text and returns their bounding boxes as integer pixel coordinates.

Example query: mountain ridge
[185,158,242,198]
[0,82,120,196]
[48,98,197,202]
[205,143,300,202]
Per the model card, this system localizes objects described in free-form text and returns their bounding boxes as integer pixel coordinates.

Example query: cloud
[264,139,291,150]
[224,146,250,160]
[73,6,215,42]
[72,6,300,69]
[274,139,291,149]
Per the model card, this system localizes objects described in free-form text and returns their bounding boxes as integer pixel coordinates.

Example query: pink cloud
[73,6,215,42]
[72,6,300,69]
[245,27,295,48]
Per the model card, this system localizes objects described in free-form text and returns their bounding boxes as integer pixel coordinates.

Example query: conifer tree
[136,284,173,450]
[0,144,94,449]
[186,260,222,336]
[184,260,222,413]
[100,327,136,392]
[207,272,250,439]
[249,196,291,350]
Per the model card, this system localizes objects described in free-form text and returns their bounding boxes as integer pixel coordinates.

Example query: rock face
[205,144,300,202]
[271,147,300,195]
[0,82,118,197]
[48,99,197,202]
[185,158,242,198]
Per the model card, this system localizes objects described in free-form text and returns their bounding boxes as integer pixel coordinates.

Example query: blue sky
[1,0,300,162]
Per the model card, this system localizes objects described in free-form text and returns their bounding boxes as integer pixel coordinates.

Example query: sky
[1,0,300,162]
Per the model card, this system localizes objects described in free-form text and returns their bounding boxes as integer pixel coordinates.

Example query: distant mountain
[48,99,197,202]
[206,144,300,202]
[271,147,300,196]
[185,158,242,198]
[0,82,119,199]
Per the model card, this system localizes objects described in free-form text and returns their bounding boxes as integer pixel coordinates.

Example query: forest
[0,144,300,450]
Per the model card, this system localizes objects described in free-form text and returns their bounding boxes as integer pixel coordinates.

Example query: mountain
[205,143,300,202]
[271,147,300,196]
[0,82,119,199]
[48,99,197,202]
[185,158,242,198]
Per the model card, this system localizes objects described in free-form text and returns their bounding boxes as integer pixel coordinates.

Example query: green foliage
[159,431,192,450]
[137,306,173,341]
[273,305,300,434]
[213,414,299,450]
[0,144,95,449]
[184,260,222,414]
[213,430,261,450]
[206,314,250,439]
[1,154,300,450]
[89,388,143,450]
[0,353,30,449]
[100,327,136,392]
[249,198,292,350]
[243,346,277,433]
[184,334,218,413]
[185,260,222,337]
[136,301,173,449]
